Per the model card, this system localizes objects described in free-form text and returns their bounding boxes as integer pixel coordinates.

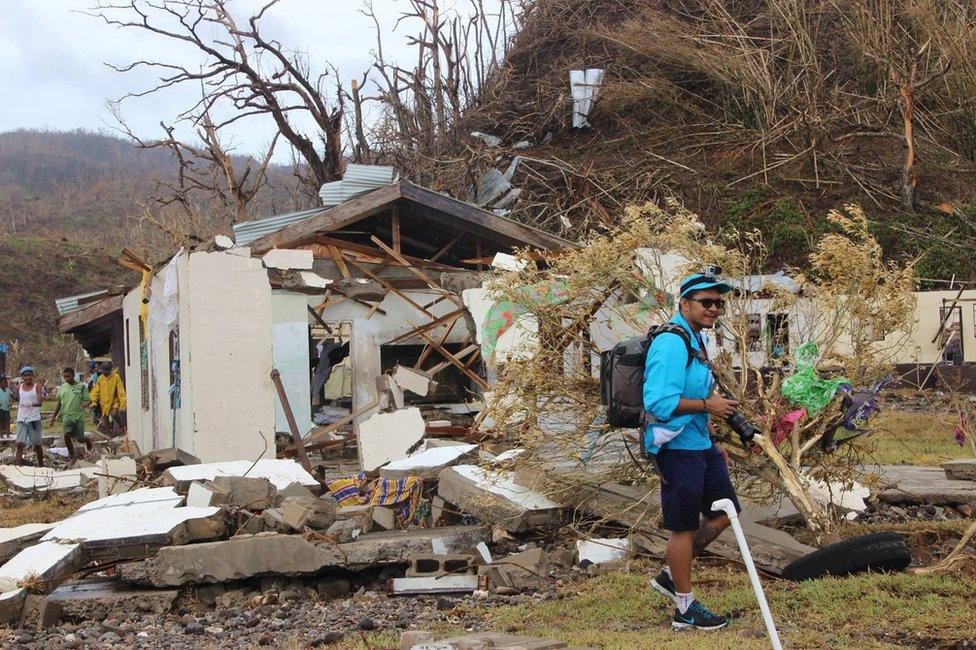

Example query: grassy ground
[322,561,976,649]
[866,409,971,466]
[0,493,91,527]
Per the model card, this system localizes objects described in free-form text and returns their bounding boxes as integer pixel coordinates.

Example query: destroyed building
[57,167,571,463]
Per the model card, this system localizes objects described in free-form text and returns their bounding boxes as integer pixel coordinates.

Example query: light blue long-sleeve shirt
[642,313,714,454]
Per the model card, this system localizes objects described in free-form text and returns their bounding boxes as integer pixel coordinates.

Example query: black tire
[781,531,912,582]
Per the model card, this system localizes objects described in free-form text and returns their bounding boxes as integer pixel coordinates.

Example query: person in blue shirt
[644,271,742,631]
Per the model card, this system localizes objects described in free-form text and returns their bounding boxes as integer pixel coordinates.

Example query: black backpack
[599,323,699,429]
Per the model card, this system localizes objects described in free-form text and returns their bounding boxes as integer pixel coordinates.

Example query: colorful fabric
[481,281,571,362]
[326,477,365,506]
[772,408,806,445]
[780,342,850,414]
[366,476,424,526]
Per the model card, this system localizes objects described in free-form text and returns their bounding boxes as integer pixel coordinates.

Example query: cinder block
[406,554,477,578]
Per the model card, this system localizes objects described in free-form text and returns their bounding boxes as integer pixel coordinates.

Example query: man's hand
[704,394,739,419]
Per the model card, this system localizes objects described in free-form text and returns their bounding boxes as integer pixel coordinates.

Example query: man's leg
[64,434,77,460]
[666,531,696,593]
[14,442,24,466]
[693,514,730,556]
[34,445,44,468]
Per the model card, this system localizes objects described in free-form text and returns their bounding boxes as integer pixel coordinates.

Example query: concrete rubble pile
[4,385,948,641]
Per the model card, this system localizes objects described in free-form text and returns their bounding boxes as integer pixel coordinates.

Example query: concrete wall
[271,292,313,437]
[183,250,276,462]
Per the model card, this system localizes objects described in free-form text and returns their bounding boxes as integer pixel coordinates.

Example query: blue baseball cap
[679,273,732,298]
[19,366,34,376]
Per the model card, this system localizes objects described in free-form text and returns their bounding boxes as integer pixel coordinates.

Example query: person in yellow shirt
[89,361,127,436]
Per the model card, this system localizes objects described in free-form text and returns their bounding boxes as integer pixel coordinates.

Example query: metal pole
[711,498,783,650]
[270,369,312,474]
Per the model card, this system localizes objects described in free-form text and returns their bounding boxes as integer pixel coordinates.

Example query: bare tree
[90,0,346,196]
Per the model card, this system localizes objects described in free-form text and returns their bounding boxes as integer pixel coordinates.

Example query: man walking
[643,271,742,631]
[89,361,126,436]
[50,367,92,461]
[86,361,101,425]
[0,375,11,437]
[13,366,45,467]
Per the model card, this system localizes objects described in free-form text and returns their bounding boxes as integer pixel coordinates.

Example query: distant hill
[0,128,306,375]
[0,128,303,244]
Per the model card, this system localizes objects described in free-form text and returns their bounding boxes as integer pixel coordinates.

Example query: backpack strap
[648,323,707,368]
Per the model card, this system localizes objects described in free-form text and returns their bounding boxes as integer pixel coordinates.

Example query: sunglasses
[687,297,726,309]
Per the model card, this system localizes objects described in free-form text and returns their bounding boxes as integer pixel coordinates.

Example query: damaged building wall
[271,292,314,437]
[124,250,276,463]
[184,250,276,462]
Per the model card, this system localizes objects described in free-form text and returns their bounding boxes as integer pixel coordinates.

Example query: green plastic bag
[780,342,850,414]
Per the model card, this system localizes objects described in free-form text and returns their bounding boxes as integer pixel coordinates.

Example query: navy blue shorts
[658,445,741,532]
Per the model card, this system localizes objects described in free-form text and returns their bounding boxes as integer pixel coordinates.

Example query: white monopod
[711,498,783,650]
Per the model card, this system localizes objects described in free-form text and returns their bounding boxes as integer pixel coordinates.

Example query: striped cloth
[326,474,424,527]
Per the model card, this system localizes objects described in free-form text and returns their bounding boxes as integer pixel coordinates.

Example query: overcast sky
[0,0,489,158]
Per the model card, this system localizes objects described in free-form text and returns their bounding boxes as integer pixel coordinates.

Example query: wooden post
[391,206,401,255]
[270,369,312,474]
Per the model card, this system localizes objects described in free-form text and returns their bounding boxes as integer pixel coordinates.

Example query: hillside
[0,236,127,376]
[0,129,301,245]
[0,129,304,375]
[431,0,976,283]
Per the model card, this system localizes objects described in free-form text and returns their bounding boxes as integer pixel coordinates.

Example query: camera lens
[726,410,758,444]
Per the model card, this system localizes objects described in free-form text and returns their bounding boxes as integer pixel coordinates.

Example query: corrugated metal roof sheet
[232,207,326,246]
[54,290,110,315]
[234,165,396,246]
[319,164,397,207]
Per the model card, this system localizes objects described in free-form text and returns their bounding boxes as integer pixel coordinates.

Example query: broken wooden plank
[417,330,489,390]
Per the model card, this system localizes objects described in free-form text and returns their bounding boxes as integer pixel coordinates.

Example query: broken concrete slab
[357,407,426,472]
[280,501,313,530]
[391,365,433,397]
[42,505,223,560]
[0,465,98,493]
[870,464,976,505]
[140,447,201,470]
[262,248,313,270]
[161,458,319,492]
[438,465,562,533]
[119,527,488,587]
[483,547,549,591]
[212,475,276,510]
[275,482,316,502]
[25,580,179,628]
[378,375,406,411]
[943,459,976,481]
[76,486,184,513]
[0,541,83,594]
[0,587,27,625]
[576,538,630,565]
[325,518,361,542]
[392,575,479,595]
[186,480,230,508]
[380,443,479,480]
[0,523,58,565]
[372,506,396,531]
[97,456,138,498]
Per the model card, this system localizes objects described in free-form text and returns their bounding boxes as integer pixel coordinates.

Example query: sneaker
[672,600,730,631]
[650,569,677,604]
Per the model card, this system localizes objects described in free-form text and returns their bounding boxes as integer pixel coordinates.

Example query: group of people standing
[0,361,126,467]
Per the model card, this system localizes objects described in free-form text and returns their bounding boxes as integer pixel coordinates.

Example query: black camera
[726,410,759,445]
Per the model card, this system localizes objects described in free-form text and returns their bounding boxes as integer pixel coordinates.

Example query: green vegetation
[867,409,971,466]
